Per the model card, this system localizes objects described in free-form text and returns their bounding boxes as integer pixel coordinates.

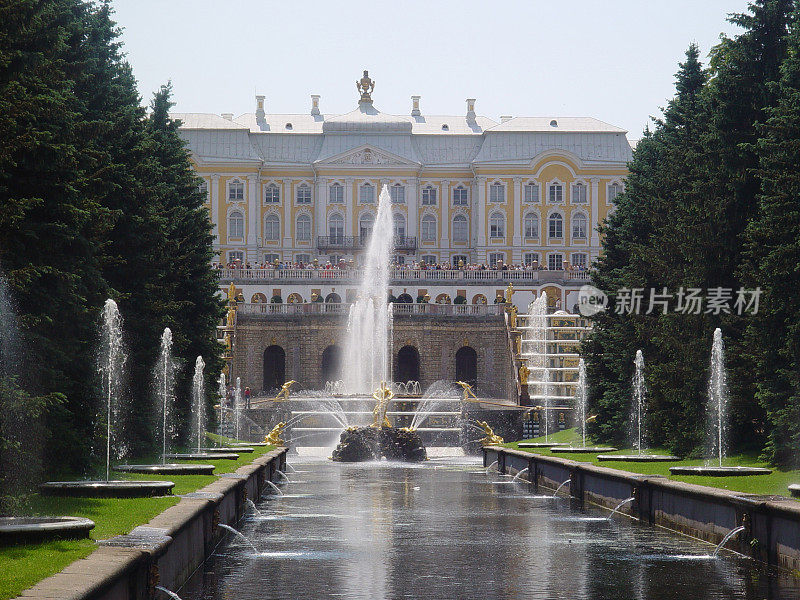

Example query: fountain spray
[632,350,646,455]
[576,359,588,448]
[192,356,206,452]
[156,328,176,465]
[708,328,728,467]
[99,300,125,481]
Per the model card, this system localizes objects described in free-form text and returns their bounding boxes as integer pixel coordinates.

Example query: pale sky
[112,0,749,138]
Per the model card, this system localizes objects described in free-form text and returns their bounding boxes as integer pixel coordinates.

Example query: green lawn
[504,428,800,497]
[0,439,275,600]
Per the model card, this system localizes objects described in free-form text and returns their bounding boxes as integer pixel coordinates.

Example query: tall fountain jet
[99,300,125,481]
[526,295,550,440]
[576,359,588,448]
[156,328,176,464]
[631,350,646,455]
[708,328,728,467]
[342,185,394,395]
[192,356,206,453]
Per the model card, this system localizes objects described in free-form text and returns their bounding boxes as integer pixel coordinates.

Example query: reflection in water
[182,457,800,600]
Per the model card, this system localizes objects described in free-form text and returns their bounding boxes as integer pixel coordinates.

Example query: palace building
[177,71,631,286]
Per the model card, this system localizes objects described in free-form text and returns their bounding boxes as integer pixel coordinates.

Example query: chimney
[221,113,233,121]
[411,95,421,117]
[466,98,476,121]
[500,115,512,123]
[255,95,265,121]
[311,94,320,116]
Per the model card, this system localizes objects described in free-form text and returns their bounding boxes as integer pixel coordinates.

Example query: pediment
[316,145,419,167]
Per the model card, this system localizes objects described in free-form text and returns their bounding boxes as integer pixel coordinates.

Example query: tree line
[0,0,223,508]
[585,0,800,465]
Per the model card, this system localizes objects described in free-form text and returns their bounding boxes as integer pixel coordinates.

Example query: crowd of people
[214,258,590,272]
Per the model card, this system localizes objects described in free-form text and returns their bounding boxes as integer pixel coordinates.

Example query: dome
[323,102,412,134]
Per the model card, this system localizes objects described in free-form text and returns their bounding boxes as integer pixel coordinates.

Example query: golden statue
[227,283,237,303]
[509,305,517,328]
[370,381,393,428]
[519,362,529,385]
[476,421,504,446]
[505,283,514,303]
[227,307,236,328]
[264,422,286,446]
[456,381,479,403]
[356,70,375,102]
[270,380,297,402]
[515,336,521,355]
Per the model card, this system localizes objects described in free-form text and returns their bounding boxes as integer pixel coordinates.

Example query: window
[489,211,505,239]
[572,182,587,204]
[453,186,468,206]
[228,180,244,201]
[394,254,406,266]
[264,253,279,264]
[296,214,311,241]
[523,252,540,266]
[452,255,468,267]
[421,214,437,242]
[452,214,468,242]
[608,182,622,203]
[572,213,588,239]
[489,182,505,203]
[421,254,437,265]
[228,211,244,238]
[329,254,343,265]
[390,184,405,204]
[264,214,280,241]
[489,252,505,266]
[264,183,280,204]
[359,212,374,239]
[328,183,343,204]
[548,212,563,239]
[329,214,344,242]
[295,253,311,264]
[572,253,588,268]
[422,185,437,206]
[228,250,244,263]
[548,183,563,203]
[524,182,539,203]
[548,253,564,271]
[523,212,539,239]
[296,183,311,204]
[393,213,406,238]
[360,183,375,204]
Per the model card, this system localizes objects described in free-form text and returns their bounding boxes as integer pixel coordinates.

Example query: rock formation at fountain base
[331,427,427,462]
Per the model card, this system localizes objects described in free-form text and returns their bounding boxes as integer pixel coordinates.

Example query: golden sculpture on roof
[357,70,375,102]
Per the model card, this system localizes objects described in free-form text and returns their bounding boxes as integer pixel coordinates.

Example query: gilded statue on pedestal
[370,381,394,428]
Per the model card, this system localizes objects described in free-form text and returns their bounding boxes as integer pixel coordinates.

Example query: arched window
[548,182,563,203]
[296,183,311,204]
[390,184,405,204]
[328,182,343,204]
[524,212,539,239]
[228,211,244,238]
[360,183,375,204]
[296,214,311,241]
[524,182,539,203]
[572,181,587,204]
[228,179,244,201]
[572,212,587,239]
[329,213,344,242]
[264,183,280,204]
[359,212,375,240]
[452,214,468,242]
[264,213,280,241]
[489,182,505,203]
[393,213,406,238]
[421,214,437,241]
[608,182,623,203]
[548,212,563,239]
[489,211,505,239]
[421,185,437,206]
[453,186,468,206]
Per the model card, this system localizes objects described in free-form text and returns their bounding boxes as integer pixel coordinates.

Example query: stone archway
[455,346,477,389]
[321,345,342,383]
[263,345,285,393]
[396,293,413,304]
[395,345,420,383]
[325,292,342,303]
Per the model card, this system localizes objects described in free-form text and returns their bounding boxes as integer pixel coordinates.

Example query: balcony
[316,235,417,252]
[235,302,503,318]
[216,267,591,285]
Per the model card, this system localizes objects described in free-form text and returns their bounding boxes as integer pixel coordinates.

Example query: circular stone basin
[597,454,680,462]
[164,452,240,461]
[517,442,572,448]
[788,484,800,498]
[551,447,618,454]
[199,446,254,453]
[39,480,175,498]
[0,516,95,545]
[115,463,216,475]
[669,466,772,476]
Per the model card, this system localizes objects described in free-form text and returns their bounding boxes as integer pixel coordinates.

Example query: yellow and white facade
[176,75,631,271]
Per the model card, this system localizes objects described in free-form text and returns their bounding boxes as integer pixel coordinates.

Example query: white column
[440,180,450,250]
[476,177,486,252]
[407,177,418,239]
[246,175,259,263]
[210,174,220,243]
[315,177,327,243]
[512,177,522,249]
[282,178,293,252]
[590,177,600,247]
[344,177,354,237]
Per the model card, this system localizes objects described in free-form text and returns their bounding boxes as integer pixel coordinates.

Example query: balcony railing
[316,235,417,252]
[217,267,590,285]
[235,302,503,318]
